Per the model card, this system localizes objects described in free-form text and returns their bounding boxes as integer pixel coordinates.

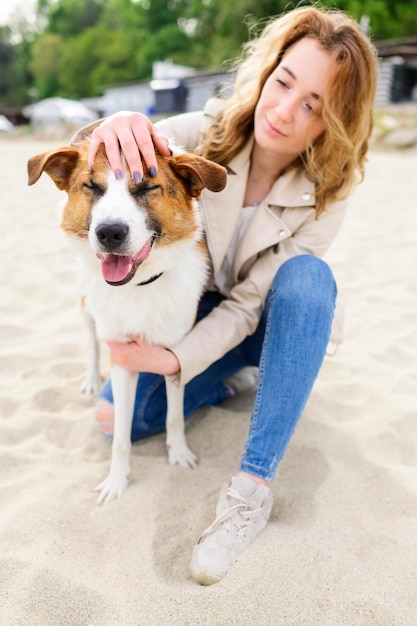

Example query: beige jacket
[72,99,347,386]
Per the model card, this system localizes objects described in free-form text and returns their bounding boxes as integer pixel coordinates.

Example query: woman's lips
[265,117,287,137]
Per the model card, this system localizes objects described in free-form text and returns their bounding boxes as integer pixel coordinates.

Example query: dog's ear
[169,154,227,198]
[27,147,81,191]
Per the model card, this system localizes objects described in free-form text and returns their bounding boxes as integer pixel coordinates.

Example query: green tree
[29,33,63,99]
[176,0,301,67]
[319,0,417,39]
[45,0,105,36]
[129,0,193,74]
[1,0,416,107]
[56,25,141,97]
[0,26,15,104]
[8,37,34,106]
[0,19,35,107]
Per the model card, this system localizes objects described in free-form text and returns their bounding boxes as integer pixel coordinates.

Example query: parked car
[24,97,98,126]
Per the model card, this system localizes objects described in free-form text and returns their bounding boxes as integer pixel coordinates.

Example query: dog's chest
[80,248,207,346]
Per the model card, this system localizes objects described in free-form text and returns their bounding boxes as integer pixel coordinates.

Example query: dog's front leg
[95,365,138,504]
[80,305,103,396]
[165,378,198,469]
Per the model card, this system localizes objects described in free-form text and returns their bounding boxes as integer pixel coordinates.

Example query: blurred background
[0,0,416,145]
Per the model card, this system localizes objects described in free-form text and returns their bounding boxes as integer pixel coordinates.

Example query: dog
[27,140,227,504]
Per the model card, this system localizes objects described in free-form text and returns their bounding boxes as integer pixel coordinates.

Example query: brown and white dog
[27,141,227,503]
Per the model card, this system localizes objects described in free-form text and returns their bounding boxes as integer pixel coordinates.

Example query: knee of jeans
[271,255,337,311]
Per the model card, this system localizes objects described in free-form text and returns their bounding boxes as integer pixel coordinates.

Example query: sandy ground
[0,136,416,625]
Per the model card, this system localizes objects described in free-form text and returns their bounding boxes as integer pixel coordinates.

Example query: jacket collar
[201,135,316,274]
[227,135,316,208]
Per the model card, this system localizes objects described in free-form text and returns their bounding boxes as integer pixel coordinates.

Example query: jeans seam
[245,283,276,447]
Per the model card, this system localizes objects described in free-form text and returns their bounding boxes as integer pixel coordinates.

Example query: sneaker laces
[197,487,263,544]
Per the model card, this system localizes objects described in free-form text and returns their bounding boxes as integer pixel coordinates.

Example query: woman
[74,6,377,585]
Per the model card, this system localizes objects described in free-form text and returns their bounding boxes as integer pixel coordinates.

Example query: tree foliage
[45,0,105,36]
[0,0,416,108]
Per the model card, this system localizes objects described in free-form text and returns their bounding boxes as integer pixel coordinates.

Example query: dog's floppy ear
[27,146,80,191]
[169,153,227,198]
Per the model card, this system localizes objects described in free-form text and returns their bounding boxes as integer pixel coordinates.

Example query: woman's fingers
[86,111,171,181]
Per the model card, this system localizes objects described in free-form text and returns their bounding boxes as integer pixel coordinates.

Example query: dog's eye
[131,183,162,198]
[82,181,104,196]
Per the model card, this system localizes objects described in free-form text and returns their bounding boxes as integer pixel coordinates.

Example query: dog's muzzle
[95,225,156,286]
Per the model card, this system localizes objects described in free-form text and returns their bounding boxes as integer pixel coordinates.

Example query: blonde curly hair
[197,6,378,215]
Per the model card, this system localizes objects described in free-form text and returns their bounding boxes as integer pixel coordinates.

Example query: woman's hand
[107,335,180,376]
[88,111,172,181]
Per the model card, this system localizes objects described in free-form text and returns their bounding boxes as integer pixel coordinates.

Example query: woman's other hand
[107,335,180,376]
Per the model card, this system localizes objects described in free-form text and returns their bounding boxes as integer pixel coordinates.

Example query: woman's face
[254,37,336,165]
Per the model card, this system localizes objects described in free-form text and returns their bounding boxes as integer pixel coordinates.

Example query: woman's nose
[275,96,295,122]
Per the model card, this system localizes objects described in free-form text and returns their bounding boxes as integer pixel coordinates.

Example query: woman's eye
[304,101,319,115]
[276,79,288,88]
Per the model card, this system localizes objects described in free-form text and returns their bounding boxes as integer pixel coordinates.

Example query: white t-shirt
[214,205,257,296]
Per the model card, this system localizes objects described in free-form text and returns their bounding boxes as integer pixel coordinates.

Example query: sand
[1,136,416,625]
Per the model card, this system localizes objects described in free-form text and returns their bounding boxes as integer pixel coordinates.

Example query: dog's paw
[167,442,199,469]
[94,471,129,504]
[80,372,103,397]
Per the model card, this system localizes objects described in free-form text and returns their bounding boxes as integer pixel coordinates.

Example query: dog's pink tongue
[99,254,133,283]
[97,238,153,284]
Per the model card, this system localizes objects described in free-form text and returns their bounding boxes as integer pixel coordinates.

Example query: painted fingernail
[133,171,142,184]
[115,169,123,180]
[88,164,92,173]
[149,166,157,178]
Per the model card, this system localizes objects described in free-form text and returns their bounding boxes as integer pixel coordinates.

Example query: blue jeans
[98,255,337,481]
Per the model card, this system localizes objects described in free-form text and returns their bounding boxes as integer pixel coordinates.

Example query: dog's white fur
[82,170,208,503]
[28,142,226,504]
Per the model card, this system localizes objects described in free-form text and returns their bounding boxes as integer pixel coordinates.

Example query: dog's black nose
[95,222,129,250]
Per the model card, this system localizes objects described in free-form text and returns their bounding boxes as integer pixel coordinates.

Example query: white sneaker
[189,475,273,585]
[224,367,258,395]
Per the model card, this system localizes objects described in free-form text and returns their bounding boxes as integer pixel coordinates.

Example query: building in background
[375,37,417,105]
[81,40,417,119]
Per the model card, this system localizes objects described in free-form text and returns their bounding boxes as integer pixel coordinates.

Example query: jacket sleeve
[168,198,346,387]
[155,97,225,150]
